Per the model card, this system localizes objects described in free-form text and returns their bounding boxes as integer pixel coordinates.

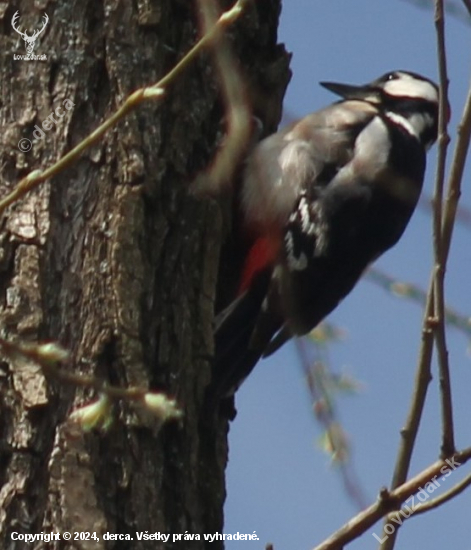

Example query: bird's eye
[387,73,397,81]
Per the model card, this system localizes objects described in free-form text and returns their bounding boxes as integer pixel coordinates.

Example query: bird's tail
[205,268,281,417]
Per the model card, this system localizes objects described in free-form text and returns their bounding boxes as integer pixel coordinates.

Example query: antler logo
[11,11,49,55]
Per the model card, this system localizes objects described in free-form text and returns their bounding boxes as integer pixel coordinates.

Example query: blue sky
[224,2,471,549]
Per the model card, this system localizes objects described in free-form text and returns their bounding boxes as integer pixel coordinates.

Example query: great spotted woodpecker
[212,71,440,405]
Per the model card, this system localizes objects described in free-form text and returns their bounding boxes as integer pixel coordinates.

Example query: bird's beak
[320,81,380,103]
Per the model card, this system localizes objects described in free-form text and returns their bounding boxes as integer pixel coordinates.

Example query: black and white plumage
[211,71,440,406]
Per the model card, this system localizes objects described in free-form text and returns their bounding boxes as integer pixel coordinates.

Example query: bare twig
[0,87,164,216]
[194,0,252,193]
[312,448,471,550]
[440,86,471,256]
[433,0,455,459]
[401,0,471,23]
[0,337,144,401]
[0,337,182,427]
[410,471,471,515]
[365,268,471,339]
[418,194,471,230]
[379,6,471,549]
[297,338,369,510]
[0,0,250,216]
[379,273,435,550]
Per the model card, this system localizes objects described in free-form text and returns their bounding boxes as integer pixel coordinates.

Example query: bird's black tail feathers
[204,268,280,419]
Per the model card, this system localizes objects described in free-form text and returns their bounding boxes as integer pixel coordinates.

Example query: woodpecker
[211,70,440,405]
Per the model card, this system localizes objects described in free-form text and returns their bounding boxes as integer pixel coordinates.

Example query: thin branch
[297,339,369,511]
[0,0,250,216]
[401,0,471,23]
[418,194,471,230]
[440,87,471,258]
[379,8,471,549]
[433,0,455,459]
[382,276,434,535]
[411,472,471,515]
[0,337,146,401]
[0,87,161,216]
[311,448,471,550]
[194,0,252,193]
[436,45,471,460]
[365,268,471,339]
[0,337,183,428]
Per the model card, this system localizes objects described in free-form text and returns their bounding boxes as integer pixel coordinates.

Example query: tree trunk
[0,1,290,548]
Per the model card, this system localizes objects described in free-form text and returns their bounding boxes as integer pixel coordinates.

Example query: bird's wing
[211,101,379,402]
[241,100,378,234]
[250,101,379,355]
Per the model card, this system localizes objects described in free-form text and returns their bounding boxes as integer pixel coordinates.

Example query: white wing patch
[284,194,328,272]
[285,231,308,270]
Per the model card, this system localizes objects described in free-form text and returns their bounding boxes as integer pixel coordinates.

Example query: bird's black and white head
[321,70,440,151]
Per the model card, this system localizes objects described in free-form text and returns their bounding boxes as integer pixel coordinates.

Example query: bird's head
[321,71,443,150]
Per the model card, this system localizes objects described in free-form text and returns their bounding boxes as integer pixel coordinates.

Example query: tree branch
[379,4,471,548]
[311,448,471,550]
[410,471,471,515]
[0,0,250,216]
[194,0,252,193]
[433,0,455,459]
[365,268,471,339]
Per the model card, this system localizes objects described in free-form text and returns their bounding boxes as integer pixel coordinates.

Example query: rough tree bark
[0,1,290,548]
